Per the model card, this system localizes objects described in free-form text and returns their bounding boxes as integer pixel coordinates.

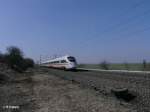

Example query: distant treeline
[0,46,34,72]
[78,60,150,71]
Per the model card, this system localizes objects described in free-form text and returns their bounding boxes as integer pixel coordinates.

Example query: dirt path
[0,69,137,112]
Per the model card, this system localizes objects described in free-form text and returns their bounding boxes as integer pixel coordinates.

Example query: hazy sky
[0,0,150,63]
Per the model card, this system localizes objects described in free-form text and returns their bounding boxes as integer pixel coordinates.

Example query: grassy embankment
[78,63,150,71]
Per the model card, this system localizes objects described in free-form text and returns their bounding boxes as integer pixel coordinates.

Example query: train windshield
[67,56,76,62]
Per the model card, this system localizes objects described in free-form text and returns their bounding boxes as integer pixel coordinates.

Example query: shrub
[5,46,34,72]
[100,61,109,70]
[24,58,34,68]
[5,47,24,72]
[0,53,5,63]
[0,46,34,72]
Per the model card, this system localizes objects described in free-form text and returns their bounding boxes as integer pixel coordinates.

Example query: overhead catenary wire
[99,9,150,37]
[83,0,149,45]
[99,0,148,35]
[114,26,150,41]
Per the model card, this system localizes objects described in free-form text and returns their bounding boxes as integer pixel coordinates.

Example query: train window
[67,56,76,62]
[61,60,67,63]
[53,61,59,63]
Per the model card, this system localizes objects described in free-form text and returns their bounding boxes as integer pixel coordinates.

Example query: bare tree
[142,59,147,71]
[100,61,109,70]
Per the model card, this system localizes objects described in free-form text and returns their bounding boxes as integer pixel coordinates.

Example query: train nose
[70,62,77,68]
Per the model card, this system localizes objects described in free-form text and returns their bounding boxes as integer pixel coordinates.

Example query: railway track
[78,68,150,75]
[44,68,150,112]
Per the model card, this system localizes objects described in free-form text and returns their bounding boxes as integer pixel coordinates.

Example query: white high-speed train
[41,55,77,70]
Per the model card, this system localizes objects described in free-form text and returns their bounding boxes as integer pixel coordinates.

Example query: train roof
[41,55,72,64]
